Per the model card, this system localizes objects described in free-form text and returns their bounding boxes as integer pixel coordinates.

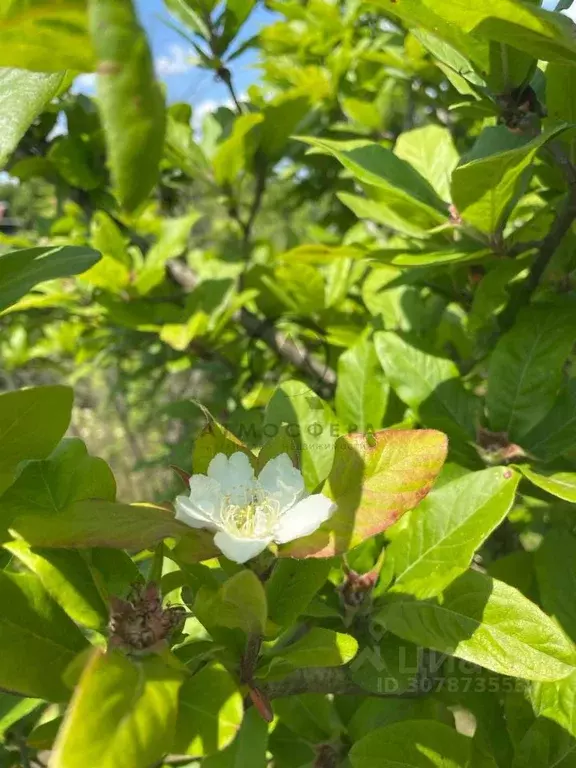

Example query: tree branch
[256,665,433,700]
[166,260,337,394]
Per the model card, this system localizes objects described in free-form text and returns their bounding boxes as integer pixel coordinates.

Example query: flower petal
[257,453,305,513]
[213,530,272,564]
[208,452,255,505]
[273,494,336,544]
[175,494,218,530]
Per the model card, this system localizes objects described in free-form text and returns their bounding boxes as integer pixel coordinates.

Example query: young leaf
[0,69,64,169]
[519,466,576,502]
[377,570,576,682]
[51,650,183,768]
[173,662,243,757]
[335,338,389,434]
[451,126,568,234]
[88,0,166,210]
[0,571,88,701]
[350,719,472,768]
[264,381,340,491]
[0,246,101,314]
[486,304,576,440]
[382,467,520,598]
[280,429,448,558]
[394,125,459,202]
[0,386,73,497]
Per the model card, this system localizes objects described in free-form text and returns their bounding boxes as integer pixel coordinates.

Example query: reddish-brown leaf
[280,429,448,558]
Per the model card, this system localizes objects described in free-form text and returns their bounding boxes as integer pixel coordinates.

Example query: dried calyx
[108,582,187,653]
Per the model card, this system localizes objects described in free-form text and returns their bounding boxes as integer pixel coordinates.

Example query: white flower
[175,451,336,564]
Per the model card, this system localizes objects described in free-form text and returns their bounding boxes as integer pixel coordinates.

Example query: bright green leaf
[377,570,576,682]
[0,246,101,314]
[336,338,389,434]
[520,466,576,502]
[0,68,63,169]
[88,0,166,210]
[51,650,183,768]
[394,125,459,202]
[382,467,520,598]
[173,662,243,757]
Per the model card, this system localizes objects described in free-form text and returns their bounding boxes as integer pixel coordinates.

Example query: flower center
[220,487,280,539]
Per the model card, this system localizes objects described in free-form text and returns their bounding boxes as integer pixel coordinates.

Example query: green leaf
[486,304,576,439]
[192,408,255,475]
[451,126,568,234]
[10,499,188,551]
[4,543,109,630]
[512,717,576,768]
[382,467,520,598]
[0,0,94,71]
[531,671,576,741]
[468,260,528,334]
[374,331,480,449]
[202,707,268,768]
[0,571,87,701]
[281,429,447,558]
[520,466,576,502]
[51,650,183,768]
[213,113,263,185]
[88,0,166,210]
[135,211,201,294]
[336,338,389,434]
[173,662,243,757]
[0,694,42,741]
[394,125,459,202]
[350,719,472,768]
[379,0,576,66]
[338,192,432,238]
[264,381,339,491]
[0,386,73,497]
[0,68,63,169]
[48,135,104,191]
[546,64,576,164]
[535,529,576,643]
[222,0,256,46]
[377,570,576,682]
[266,558,331,630]
[165,0,211,39]
[522,379,576,461]
[0,246,101,314]
[301,137,447,232]
[0,438,116,540]
[260,628,358,678]
[220,570,267,634]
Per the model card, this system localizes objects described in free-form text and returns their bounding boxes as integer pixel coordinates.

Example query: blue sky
[77,0,275,118]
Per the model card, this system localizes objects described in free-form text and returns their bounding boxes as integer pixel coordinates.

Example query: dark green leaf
[0,246,101,314]
[487,304,576,439]
[0,571,87,701]
[336,338,389,433]
[0,386,73,497]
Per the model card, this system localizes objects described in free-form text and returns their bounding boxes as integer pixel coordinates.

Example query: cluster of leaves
[1,0,576,766]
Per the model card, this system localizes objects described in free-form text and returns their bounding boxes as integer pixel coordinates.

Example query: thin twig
[256,665,436,700]
[166,260,337,393]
